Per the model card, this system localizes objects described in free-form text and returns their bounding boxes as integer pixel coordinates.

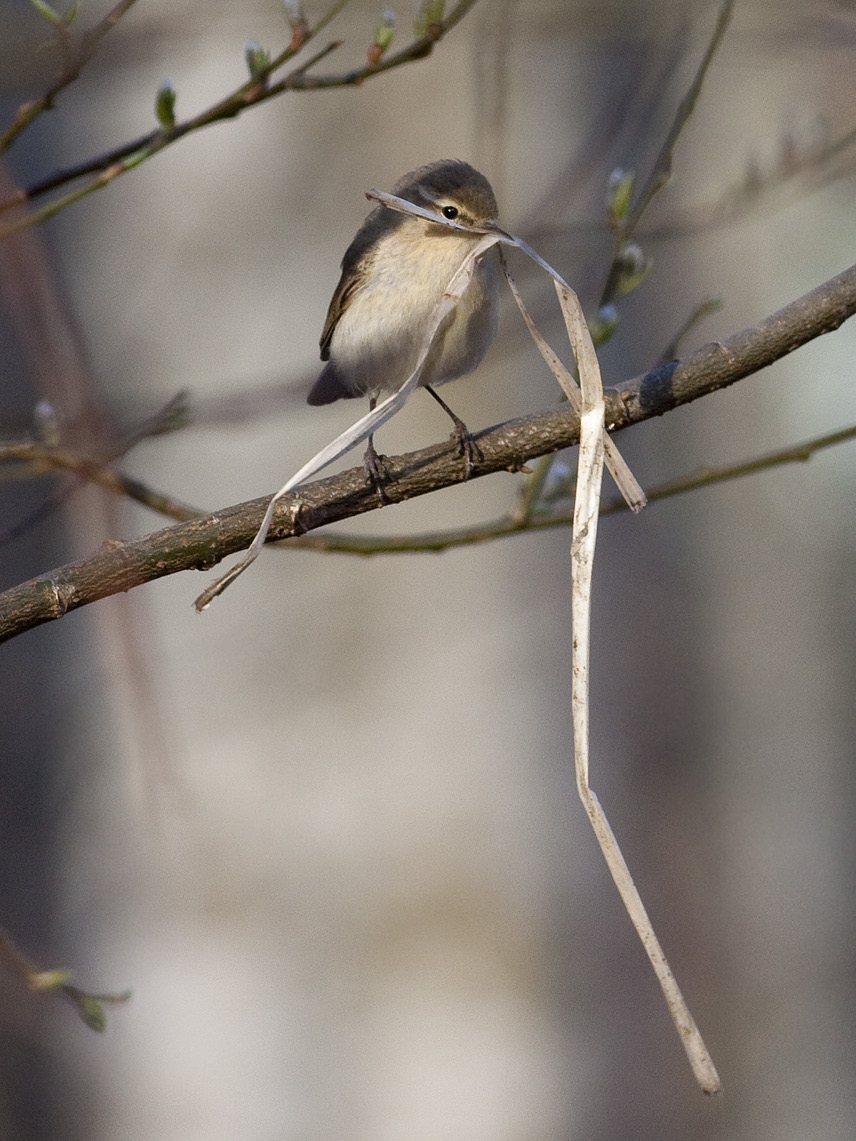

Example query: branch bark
[1,260,855,645]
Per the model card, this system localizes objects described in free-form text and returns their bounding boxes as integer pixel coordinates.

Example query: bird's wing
[319,213,385,361]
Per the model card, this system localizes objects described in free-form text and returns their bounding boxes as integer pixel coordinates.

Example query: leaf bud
[155,81,177,130]
[414,0,444,37]
[606,168,635,227]
[245,40,271,78]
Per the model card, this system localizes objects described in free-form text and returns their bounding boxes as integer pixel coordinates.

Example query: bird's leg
[424,385,482,478]
[363,398,390,505]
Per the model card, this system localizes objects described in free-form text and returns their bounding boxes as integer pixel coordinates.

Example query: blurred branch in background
[0,0,483,235]
[0,0,142,153]
[0,391,193,541]
[597,0,734,309]
[647,115,856,242]
[0,928,130,1032]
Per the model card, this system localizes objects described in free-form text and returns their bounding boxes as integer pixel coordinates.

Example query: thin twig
[599,0,734,308]
[0,0,142,153]
[654,297,722,367]
[0,40,346,236]
[0,441,202,523]
[0,927,130,1031]
[644,116,856,243]
[0,0,483,232]
[625,0,734,233]
[0,391,197,543]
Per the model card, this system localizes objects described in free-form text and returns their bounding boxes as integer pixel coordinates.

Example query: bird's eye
[442,205,459,219]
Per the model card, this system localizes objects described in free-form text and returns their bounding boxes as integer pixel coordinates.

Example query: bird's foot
[449,416,483,479]
[363,437,391,506]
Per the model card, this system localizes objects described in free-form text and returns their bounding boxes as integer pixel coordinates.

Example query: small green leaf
[414,0,444,37]
[30,0,62,24]
[74,993,108,1032]
[63,1,78,25]
[155,81,176,130]
[61,983,131,1031]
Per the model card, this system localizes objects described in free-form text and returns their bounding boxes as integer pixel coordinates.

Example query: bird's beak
[478,219,512,240]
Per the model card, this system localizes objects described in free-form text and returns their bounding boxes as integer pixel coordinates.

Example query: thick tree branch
[612,261,856,425]
[1,261,854,645]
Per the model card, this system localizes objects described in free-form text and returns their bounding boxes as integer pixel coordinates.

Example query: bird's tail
[307,362,359,405]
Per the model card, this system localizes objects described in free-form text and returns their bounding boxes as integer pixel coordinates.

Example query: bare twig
[0,391,197,543]
[0,0,142,153]
[654,297,722,367]
[625,0,734,233]
[599,0,734,308]
[645,116,856,243]
[0,440,201,523]
[0,0,482,233]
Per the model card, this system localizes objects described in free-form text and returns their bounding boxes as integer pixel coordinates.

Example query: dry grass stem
[562,270,720,1093]
[498,254,645,511]
[193,187,719,1090]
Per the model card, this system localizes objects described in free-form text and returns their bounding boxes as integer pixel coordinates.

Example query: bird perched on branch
[308,159,502,500]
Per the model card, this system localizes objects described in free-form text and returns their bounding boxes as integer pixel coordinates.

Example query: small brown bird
[308,159,502,497]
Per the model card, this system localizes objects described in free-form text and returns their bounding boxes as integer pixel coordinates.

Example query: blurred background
[1,0,855,1137]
